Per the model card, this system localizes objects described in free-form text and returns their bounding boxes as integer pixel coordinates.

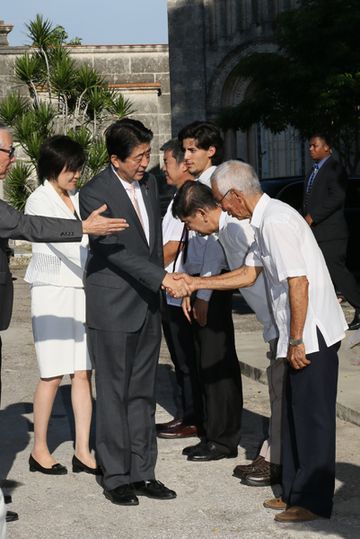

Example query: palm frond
[25,14,54,49]
[0,93,30,126]
[4,162,35,211]
[107,92,135,118]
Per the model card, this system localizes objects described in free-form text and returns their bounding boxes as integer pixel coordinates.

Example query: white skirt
[30,284,91,378]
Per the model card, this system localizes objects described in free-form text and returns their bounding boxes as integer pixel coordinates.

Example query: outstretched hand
[82,204,129,236]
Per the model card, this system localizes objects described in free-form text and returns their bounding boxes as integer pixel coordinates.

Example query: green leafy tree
[218,0,360,173]
[1,14,134,209]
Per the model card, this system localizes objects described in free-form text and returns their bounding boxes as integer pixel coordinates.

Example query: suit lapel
[108,168,149,247]
[140,176,155,252]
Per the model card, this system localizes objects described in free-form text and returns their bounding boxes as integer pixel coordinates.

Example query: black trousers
[319,239,360,309]
[88,310,161,491]
[192,290,243,453]
[161,302,202,423]
[282,330,340,518]
[0,336,2,406]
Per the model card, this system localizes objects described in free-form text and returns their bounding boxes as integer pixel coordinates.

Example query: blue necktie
[306,164,319,193]
[304,164,319,211]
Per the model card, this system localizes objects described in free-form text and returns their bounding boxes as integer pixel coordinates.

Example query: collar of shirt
[314,155,331,170]
[250,193,271,230]
[111,164,141,193]
[219,210,228,232]
[197,165,217,187]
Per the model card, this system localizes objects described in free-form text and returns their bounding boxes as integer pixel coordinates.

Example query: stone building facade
[0,19,171,199]
[167,0,307,178]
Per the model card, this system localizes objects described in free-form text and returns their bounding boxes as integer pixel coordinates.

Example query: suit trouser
[282,330,339,518]
[192,290,243,453]
[259,358,286,465]
[319,239,360,309]
[0,336,2,406]
[88,310,161,491]
[161,303,202,422]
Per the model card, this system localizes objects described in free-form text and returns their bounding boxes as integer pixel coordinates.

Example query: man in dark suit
[79,119,187,506]
[0,122,128,527]
[303,133,360,329]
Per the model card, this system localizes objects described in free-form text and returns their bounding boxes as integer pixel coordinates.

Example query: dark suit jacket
[79,166,165,333]
[0,198,83,331]
[303,156,348,242]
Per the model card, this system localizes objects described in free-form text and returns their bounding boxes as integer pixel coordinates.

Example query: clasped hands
[162,272,197,299]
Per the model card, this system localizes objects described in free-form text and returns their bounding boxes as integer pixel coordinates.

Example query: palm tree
[0,14,135,210]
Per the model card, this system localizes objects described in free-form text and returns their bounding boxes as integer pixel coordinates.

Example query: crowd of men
[0,118,356,532]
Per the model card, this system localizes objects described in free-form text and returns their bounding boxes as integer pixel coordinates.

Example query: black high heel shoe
[72,455,103,475]
[29,455,67,475]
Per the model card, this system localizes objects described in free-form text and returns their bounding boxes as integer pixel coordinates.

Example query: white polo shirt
[245,193,347,358]
[218,211,277,343]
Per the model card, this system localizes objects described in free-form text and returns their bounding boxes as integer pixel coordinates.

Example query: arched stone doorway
[208,43,305,178]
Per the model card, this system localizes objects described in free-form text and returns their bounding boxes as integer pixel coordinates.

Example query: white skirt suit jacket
[24,180,91,377]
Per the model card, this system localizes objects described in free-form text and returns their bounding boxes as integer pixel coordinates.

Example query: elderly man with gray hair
[173,160,347,523]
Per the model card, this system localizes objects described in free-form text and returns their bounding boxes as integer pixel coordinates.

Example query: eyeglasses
[0,146,15,158]
[218,188,232,203]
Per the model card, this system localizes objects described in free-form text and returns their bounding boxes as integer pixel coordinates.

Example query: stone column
[0,20,13,47]
[167,0,207,135]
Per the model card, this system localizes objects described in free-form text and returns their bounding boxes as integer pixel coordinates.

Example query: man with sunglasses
[0,123,128,531]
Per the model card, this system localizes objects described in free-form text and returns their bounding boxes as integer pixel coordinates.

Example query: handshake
[162,272,198,298]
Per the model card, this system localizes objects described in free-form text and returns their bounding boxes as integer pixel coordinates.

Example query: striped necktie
[304,163,319,211]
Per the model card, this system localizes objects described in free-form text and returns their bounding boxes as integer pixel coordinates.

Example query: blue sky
[1,0,168,46]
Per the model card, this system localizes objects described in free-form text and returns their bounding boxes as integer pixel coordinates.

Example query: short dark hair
[177,121,224,165]
[309,132,333,148]
[160,138,185,164]
[37,135,86,184]
[105,118,153,161]
[172,180,218,219]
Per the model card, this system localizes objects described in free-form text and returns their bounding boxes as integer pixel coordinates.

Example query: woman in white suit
[25,136,99,475]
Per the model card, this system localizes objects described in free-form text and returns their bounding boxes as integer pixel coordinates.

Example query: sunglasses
[0,146,15,158]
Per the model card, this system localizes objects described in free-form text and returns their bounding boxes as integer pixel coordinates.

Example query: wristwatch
[289,337,304,346]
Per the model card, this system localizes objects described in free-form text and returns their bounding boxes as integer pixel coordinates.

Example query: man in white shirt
[172,180,286,485]
[156,139,200,439]
[176,122,243,462]
[175,160,347,522]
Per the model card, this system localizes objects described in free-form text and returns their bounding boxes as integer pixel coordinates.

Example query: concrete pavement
[0,267,359,538]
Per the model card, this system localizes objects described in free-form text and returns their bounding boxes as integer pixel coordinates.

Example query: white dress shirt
[184,166,227,302]
[218,211,277,343]
[245,193,348,357]
[112,166,150,244]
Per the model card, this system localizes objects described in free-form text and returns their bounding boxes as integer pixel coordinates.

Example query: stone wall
[0,43,171,177]
[167,0,306,177]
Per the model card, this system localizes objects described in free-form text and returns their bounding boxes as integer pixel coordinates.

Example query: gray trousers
[259,357,287,465]
[88,310,161,491]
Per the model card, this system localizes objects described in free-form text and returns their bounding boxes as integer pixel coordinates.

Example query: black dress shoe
[133,480,176,499]
[6,510,19,523]
[243,463,282,486]
[29,455,67,475]
[187,442,237,462]
[182,440,206,456]
[72,455,103,475]
[348,309,360,330]
[233,455,265,479]
[104,484,139,506]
